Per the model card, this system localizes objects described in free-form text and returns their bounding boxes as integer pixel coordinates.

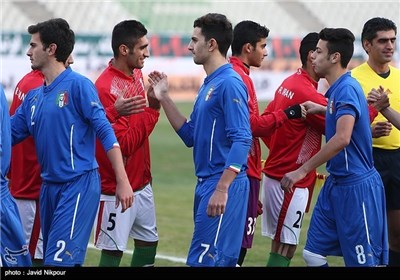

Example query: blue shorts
[40,169,100,266]
[241,176,260,248]
[304,168,388,266]
[0,192,32,267]
[186,173,249,267]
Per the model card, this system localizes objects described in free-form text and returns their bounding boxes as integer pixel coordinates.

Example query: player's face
[27,33,48,71]
[65,54,74,67]
[365,30,396,65]
[248,38,268,68]
[188,27,209,65]
[127,36,149,70]
[311,39,332,78]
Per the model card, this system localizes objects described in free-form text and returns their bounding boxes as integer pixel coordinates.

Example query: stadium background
[0,0,399,267]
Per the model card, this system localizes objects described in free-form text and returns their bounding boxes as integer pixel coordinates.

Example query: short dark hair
[361,17,397,54]
[112,20,148,58]
[319,28,355,68]
[28,18,74,64]
[362,17,397,42]
[231,20,269,56]
[193,13,233,57]
[299,32,319,67]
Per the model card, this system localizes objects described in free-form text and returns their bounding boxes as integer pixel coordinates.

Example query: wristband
[284,104,302,119]
[227,165,240,174]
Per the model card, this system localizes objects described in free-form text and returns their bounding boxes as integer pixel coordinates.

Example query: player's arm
[253,102,305,137]
[207,81,252,216]
[367,86,400,129]
[10,97,31,145]
[106,145,133,213]
[304,92,327,135]
[380,107,400,131]
[148,71,187,131]
[302,100,327,115]
[281,114,354,192]
[206,169,237,217]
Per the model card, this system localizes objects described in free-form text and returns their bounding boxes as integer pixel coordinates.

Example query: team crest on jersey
[329,99,334,114]
[4,245,29,265]
[56,91,69,108]
[205,86,214,101]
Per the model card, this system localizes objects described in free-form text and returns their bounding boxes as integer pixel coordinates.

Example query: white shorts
[93,184,158,251]
[15,199,43,259]
[260,174,309,245]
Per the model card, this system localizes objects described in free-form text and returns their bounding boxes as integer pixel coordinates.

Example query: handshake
[367,86,390,112]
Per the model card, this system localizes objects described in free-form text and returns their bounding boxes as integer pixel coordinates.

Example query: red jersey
[230,57,295,180]
[262,68,327,189]
[9,70,44,199]
[95,61,159,194]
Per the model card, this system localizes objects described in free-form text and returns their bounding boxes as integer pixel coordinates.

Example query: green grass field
[84,101,344,267]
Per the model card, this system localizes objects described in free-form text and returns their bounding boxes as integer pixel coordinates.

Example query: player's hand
[368,86,390,112]
[257,200,263,216]
[147,86,161,111]
[302,101,326,115]
[300,104,307,119]
[115,181,134,213]
[280,168,307,193]
[148,71,169,101]
[114,94,146,116]
[371,121,392,138]
[207,188,228,217]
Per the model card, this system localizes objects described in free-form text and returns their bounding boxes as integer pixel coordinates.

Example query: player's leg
[388,210,400,266]
[386,154,400,267]
[186,176,249,267]
[15,199,43,266]
[373,147,400,266]
[237,176,260,266]
[261,175,309,266]
[42,170,100,266]
[94,194,135,267]
[0,195,32,267]
[303,249,328,266]
[336,170,388,267]
[303,176,339,267]
[261,175,288,266]
[130,184,158,267]
[214,176,249,266]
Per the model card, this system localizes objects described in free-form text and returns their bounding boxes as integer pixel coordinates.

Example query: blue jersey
[11,67,118,183]
[324,72,374,176]
[0,86,11,196]
[306,72,388,266]
[177,64,251,178]
[1,85,32,267]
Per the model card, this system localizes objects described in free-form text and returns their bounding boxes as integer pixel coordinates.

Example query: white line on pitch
[87,243,187,264]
